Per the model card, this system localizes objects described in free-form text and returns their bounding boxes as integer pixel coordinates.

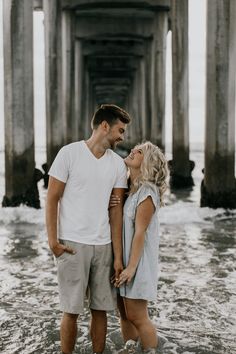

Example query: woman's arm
[117,196,155,286]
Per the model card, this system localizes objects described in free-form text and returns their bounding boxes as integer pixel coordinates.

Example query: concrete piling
[2,0,40,208]
[43,0,63,167]
[170,0,194,188]
[201,0,236,208]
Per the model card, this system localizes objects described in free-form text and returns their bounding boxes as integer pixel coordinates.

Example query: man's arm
[46,176,75,257]
[109,187,126,279]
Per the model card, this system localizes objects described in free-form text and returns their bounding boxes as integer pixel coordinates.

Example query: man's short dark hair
[91,104,131,129]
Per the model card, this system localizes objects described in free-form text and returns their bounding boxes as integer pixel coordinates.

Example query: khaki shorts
[56,240,116,314]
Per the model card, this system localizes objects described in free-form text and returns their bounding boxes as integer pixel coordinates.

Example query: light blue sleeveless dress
[119,183,160,301]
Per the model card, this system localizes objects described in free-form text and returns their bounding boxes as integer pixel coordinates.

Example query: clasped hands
[111,266,136,287]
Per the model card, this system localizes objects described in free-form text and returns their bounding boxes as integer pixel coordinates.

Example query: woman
[111,141,169,353]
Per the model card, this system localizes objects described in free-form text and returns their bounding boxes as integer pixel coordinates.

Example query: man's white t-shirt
[48,140,127,245]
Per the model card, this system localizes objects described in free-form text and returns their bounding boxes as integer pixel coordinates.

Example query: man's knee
[62,312,79,322]
[91,309,107,319]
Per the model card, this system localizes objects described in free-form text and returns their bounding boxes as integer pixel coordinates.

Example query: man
[46,104,131,354]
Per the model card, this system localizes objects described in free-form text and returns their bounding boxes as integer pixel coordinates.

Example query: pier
[2,0,236,208]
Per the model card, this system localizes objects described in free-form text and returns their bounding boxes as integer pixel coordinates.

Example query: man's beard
[109,140,118,150]
[110,142,116,150]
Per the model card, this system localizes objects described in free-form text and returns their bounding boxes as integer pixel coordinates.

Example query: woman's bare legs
[123,298,157,350]
[117,294,139,342]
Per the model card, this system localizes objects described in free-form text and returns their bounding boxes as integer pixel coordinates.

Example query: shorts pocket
[56,250,68,261]
[56,240,71,261]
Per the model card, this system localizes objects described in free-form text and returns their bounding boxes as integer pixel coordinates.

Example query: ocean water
[0,147,236,354]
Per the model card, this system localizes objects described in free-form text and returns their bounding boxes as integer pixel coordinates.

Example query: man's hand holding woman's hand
[50,241,76,258]
[112,266,136,287]
[111,258,123,286]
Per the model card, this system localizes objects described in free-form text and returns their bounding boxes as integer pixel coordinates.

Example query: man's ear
[101,120,110,132]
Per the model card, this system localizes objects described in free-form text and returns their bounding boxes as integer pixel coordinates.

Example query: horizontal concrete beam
[77,7,158,19]
[96,93,126,102]
[82,38,145,56]
[94,87,129,94]
[94,84,130,91]
[90,70,135,79]
[87,56,139,70]
[92,77,131,85]
[34,0,43,11]
[75,16,155,38]
[62,0,170,11]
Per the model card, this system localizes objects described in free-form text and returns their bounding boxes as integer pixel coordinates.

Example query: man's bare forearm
[46,195,59,250]
[46,195,75,258]
[109,206,123,261]
[45,177,71,257]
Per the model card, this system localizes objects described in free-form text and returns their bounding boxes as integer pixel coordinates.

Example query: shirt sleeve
[113,157,128,188]
[48,146,70,183]
[137,185,160,209]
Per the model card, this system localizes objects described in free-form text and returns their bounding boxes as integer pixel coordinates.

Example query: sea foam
[159,201,234,225]
[0,201,235,227]
[0,205,45,225]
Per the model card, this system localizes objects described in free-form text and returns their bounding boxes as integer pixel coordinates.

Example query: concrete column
[88,76,95,136]
[74,40,84,140]
[130,69,142,145]
[139,58,148,141]
[43,0,63,167]
[62,11,75,144]
[92,89,97,114]
[171,0,194,187]
[201,0,236,208]
[135,64,143,144]
[150,11,168,151]
[125,80,134,148]
[144,40,152,141]
[2,0,40,208]
[84,69,91,139]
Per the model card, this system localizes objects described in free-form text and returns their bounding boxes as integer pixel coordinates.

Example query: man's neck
[85,136,107,159]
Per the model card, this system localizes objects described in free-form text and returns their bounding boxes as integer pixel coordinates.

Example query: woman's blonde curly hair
[130,141,169,206]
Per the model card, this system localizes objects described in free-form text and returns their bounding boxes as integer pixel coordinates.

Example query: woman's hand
[116,266,136,287]
[109,194,120,208]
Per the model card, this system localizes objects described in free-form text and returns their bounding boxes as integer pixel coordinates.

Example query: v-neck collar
[83,140,108,161]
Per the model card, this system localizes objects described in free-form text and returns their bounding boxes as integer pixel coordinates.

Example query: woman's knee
[124,300,149,326]
[125,311,144,326]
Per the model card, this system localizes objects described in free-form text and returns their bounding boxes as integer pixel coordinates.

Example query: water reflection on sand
[0,204,235,354]
[0,152,236,353]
